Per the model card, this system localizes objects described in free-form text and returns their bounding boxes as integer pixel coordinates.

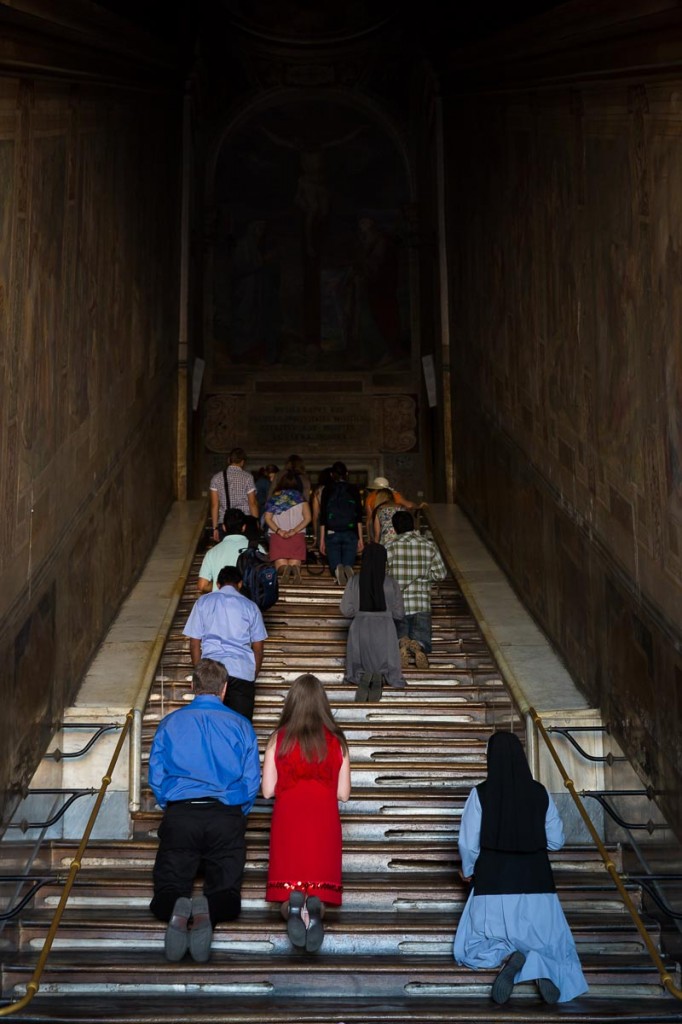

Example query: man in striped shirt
[386,510,447,669]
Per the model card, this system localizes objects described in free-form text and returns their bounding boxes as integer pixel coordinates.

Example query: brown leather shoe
[409,639,429,669]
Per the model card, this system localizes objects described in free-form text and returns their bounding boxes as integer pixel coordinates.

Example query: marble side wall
[0,76,179,827]
[448,79,682,836]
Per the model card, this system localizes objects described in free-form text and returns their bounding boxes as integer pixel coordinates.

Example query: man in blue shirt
[148,658,260,963]
[183,565,268,721]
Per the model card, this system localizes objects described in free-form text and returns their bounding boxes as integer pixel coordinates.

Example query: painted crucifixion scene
[210,98,411,371]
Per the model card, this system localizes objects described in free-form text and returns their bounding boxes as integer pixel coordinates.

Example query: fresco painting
[211,98,411,371]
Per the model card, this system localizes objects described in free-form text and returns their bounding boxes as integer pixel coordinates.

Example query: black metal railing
[531,707,682,1001]
[44,723,122,762]
[0,876,62,922]
[547,725,627,765]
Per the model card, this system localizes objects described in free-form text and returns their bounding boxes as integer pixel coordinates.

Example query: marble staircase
[1,543,680,1022]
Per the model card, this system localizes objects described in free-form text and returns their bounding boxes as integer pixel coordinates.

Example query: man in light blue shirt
[184,565,267,721]
[148,658,260,963]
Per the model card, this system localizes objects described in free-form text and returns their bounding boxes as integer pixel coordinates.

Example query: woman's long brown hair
[275,673,348,762]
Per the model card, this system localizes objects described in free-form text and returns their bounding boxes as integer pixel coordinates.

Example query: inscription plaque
[204,394,417,454]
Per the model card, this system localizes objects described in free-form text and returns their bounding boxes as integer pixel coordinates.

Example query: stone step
[3,950,674,1001]
[148,671,506,690]
[167,637,492,662]
[6,992,680,1023]
[44,839,624,874]
[139,765,485,792]
[142,695,508,721]
[143,703,504,729]
[141,727,497,753]
[165,624,488,643]
[32,869,642,918]
[45,840,625,877]
[133,787,480,817]
[3,522,670,1021]
[15,907,660,957]
[138,732,504,765]
[147,692,508,714]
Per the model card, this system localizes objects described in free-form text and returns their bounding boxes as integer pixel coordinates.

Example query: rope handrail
[0,709,133,1018]
[529,706,682,1001]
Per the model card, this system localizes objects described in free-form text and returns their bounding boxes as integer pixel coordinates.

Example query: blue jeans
[325,531,358,576]
[396,611,432,654]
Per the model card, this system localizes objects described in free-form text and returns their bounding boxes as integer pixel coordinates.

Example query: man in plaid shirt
[386,510,447,669]
[209,448,259,542]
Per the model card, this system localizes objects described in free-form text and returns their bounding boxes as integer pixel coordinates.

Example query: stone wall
[0,74,179,825]
[448,75,682,835]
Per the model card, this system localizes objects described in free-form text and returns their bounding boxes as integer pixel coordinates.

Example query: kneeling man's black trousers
[150,800,246,925]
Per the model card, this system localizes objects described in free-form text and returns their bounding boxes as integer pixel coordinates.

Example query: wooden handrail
[530,706,682,1001]
[0,710,134,1017]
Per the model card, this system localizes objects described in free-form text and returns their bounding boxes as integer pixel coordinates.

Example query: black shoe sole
[286,892,306,948]
[368,673,383,702]
[305,896,324,952]
[537,977,561,1004]
[491,950,526,1005]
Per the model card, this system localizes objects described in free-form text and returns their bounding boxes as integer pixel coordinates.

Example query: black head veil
[358,544,387,612]
[479,731,548,852]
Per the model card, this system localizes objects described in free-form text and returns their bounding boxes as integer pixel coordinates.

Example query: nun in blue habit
[453,731,589,1005]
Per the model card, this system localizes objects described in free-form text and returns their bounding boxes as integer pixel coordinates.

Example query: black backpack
[236,544,279,611]
[325,481,358,533]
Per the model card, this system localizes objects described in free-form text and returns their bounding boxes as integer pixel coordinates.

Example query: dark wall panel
[0,77,179,826]
[449,82,682,836]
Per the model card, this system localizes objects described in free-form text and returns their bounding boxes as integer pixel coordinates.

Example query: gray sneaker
[343,565,355,583]
[334,564,346,586]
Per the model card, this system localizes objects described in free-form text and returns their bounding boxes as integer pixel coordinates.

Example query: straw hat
[371,476,391,489]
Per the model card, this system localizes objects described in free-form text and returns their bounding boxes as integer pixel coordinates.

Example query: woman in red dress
[262,673,351,952]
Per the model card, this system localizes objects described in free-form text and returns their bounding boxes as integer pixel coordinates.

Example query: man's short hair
[217,565,243,588]
[331,460,347,479]
[229,447,246,464]
[223,507,246,533]
[243,515,260,545]
[192,658,228,695]
[392,510,414,534]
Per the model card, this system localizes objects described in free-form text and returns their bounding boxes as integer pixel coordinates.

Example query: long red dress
[266,728,344,906]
